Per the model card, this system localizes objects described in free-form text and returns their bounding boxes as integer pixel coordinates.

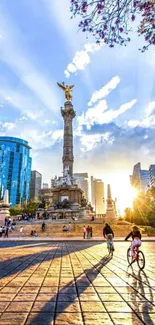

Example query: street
[0,241,154,325]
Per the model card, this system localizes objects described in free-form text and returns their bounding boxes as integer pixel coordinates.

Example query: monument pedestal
[105,209,116,224]
[105,184,117,224]
[0,190,11,225]
[51,184,83,205]
[0,207,10,225]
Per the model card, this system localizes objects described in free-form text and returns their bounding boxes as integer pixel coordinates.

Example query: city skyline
[0,0,155,213]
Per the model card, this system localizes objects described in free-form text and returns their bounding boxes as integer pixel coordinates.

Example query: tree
[124,207,133,223]
[70,0,155,51]
[23,202,39,214]
[9,207,23,216]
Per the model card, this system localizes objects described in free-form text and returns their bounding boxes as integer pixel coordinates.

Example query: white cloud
[17,128,64,150]
[52,130,63,141]
[145,101,155,116]
[77,99,108,130]
[80,132,114,152]
[19,116,28,121]
[77,98,137,130]
[64,42,103,78]
[127,120,140,128]
[127,101,155,128]
[1,122,16,130]
[88,76,120,106]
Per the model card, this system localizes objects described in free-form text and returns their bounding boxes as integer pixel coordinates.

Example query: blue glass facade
[0,136,32,207]
[149,165,155,187]
[139,170,150,192]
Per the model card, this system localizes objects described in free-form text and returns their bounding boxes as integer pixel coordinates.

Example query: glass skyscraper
[149,165,155,187]
[0,136,32,207]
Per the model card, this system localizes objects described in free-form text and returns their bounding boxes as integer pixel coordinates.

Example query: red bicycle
[127,245,145,270]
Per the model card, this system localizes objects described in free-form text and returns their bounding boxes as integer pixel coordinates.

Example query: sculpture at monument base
[0,189,11,225]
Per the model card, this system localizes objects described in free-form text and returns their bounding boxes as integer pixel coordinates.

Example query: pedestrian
[89,226,93,238]
[87,225,91,239]
[4,226,9,238]
[0,226,3,237]
[67,222,71,232]
[42,221,45,232]
[20,226,23,237]
[83,226,87,239]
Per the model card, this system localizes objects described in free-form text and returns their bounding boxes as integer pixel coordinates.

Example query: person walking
[4,226,9,238]
[89,226,93,238]
[42,221,46,232]
[20,226,23,237]
[83,226,87,239]
[87,225,91,239]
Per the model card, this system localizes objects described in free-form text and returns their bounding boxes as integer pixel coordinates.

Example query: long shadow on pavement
[28,252,112,325]
[127,267,154,325]
[0,242,102,279]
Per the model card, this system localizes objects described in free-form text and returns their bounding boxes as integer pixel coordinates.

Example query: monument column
[61,101,76,177]
[105,184,116,224]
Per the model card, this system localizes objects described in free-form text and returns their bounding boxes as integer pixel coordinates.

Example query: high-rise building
[149,165,155,187]
[0,136,32,206]
[73,173,89,201]
[91,176,104,215]
[43,183,49,189]
[130,162,141,190]
[130,162,149,192]
[139,170,150,192]
[30,171,42,201]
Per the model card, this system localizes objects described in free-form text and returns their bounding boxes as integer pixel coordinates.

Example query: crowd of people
[83,225,93,239]
[0,215,142,258]
[62,222,72,232]
[0,217,16,238]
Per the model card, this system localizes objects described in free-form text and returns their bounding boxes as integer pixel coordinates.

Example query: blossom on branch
[70,0,155,52]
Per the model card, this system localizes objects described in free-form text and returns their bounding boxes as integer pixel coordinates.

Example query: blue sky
[0,0,155,212]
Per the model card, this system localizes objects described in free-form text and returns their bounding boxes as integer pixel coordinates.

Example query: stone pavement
[1,237,155,242]
[0,241,154,325]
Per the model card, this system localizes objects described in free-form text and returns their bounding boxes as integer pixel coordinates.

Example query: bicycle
[127,245,145,270]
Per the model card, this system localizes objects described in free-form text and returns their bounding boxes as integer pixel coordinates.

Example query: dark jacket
[103,225,114,238]
[125,230,141,241]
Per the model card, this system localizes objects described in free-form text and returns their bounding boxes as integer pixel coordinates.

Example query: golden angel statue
[57,82,74,101]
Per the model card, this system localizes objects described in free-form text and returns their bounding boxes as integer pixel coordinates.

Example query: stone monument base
[0,207,10,226]
[105,209,117,224]
[51,184,83,205]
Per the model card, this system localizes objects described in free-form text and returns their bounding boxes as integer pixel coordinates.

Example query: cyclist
[103,223,114,251]
[125,225,142,259]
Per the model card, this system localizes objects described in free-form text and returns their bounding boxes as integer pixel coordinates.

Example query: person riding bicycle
[103,223,114,251]
[125,225,142,259]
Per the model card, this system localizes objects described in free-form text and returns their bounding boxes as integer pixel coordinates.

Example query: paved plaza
[0,241,154,325]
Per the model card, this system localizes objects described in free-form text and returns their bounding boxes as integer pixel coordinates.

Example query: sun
[129,187,138,200]
[109,173,139,213]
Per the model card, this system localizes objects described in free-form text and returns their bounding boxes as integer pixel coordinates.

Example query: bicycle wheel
[137,250,145,270]
[127,247,132,264]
